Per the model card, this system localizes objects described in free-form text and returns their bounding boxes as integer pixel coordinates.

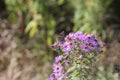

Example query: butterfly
[58,31,65,43]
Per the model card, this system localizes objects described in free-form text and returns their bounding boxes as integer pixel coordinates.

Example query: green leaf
[58,0,65,5]
[25,20,38,37]
[47,36,52,46]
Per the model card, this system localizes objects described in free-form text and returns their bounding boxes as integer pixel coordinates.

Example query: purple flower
[55,56,62,63]
[48,31,106,80]
[101,42,106,47]
[50,44,55,48]
[53,63,63,73]
[80,44,90,52]
[74,31,84,41]
[97,47,103,53]
[65,32,75,42]
[53,63,65,79]
[47,73,66,80]
[47,63,66,80]
[47,73,56,80]
[61,42,73,54]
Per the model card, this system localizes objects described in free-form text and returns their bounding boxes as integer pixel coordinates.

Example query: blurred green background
[0,0,120,80]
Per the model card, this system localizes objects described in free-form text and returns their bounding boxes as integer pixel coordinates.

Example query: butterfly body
[58,31,65,43]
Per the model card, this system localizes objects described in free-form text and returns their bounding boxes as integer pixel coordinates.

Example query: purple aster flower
[53,63,63,73]
[47,63,65,80]
[97,47,103,53]
[50,44,55,48]
[61,42,73,54]
[47,73,57,80]
[101,42,106,47]
[83,34,92,43]
[87,40,99,48]
[55,56,62,63]
[74,31,84,41]
[92,39,99,46]
[65,32,75,42]
[53,63,64,78]
[80,44,90,52]
[48,31,106,80]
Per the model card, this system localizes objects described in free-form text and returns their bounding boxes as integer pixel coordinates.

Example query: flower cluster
[47,31,105,80]
[51,31,104,55]
[47,56,66,80]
